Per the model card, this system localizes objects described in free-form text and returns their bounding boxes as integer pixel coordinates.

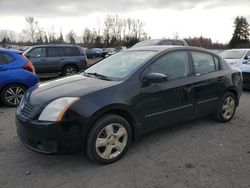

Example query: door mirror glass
[144,73,167,84]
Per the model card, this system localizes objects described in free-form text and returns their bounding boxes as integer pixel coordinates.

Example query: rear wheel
[214,92,237,122]
[1,84,26,107]
[86,114,132,164]
[62,65,78,76]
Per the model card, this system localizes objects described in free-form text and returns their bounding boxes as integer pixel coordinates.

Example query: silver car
[220,49,250,67]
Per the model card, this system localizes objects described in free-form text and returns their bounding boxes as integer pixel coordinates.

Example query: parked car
[16,46,242,164]
[238,60,250,89]
[131,39,189,48]
[0,48,39,107]
[104,47,123,58]
[210,49,224,55]
[220,49,250,67]
[101,48,114,58]
[24,45,87,77]
[91,48,103,58]
[82,48,94,59]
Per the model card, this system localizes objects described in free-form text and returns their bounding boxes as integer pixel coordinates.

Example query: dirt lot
[0,87,250,187]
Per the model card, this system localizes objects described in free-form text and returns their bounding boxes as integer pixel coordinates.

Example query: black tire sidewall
[1,84,26,107]
[62,65,78,76]
[86,114,132,164]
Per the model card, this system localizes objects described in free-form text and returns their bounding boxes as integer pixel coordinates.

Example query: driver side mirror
[143,73,168,86]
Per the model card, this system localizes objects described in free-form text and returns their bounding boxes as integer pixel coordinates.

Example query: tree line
[0,15,149,48]
[0,15,249,49]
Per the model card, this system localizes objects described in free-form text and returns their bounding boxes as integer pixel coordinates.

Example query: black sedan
[16,46,243,164]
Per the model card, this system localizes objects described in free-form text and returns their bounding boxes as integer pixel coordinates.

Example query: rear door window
[63,47,80,56]
[47,47,64,57]
[191,52,217,75]
[0,52,15,64]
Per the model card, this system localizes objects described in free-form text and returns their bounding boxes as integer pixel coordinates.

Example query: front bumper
[16,115,83,154]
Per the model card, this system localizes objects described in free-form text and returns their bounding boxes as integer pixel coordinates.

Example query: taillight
[22,55,35,74]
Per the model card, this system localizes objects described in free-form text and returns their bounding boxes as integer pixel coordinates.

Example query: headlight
[38,97,80,121]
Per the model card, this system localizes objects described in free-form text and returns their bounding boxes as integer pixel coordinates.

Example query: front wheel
[1,84,26,107]
[214,92,237,122]
[86,114,132,164]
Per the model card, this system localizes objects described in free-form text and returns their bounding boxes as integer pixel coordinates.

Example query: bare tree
[47,26,57,43]
[103,15,114,47]
[22,17,39,43]
[66,30,76,44]
[122,18,127,41]
[82,28,92,45]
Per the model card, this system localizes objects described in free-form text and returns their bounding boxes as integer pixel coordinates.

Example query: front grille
[20,102,34,119]
[242,72,250,83]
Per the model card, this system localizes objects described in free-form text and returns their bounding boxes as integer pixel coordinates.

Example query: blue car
[0,48,39,107]
[239,60,250,89]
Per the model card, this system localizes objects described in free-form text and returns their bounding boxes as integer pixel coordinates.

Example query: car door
[140,50,196,133]
[0,52,16,87]
[190,50,226,116]
[46,47,64,74]
[27,47,46,74]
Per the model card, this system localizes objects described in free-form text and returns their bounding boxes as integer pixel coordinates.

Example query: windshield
[220,50,246,59]
[131,40,161,48]
[85,51,157,80]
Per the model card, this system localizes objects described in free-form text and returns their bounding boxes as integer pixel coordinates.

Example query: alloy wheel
[95,123,128,160]
[222,96,236,120]
[4,86,25,106]
[65,67,77,75]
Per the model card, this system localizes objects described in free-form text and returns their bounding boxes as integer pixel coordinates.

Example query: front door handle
[218,76,225,81]
[184,86,193,93]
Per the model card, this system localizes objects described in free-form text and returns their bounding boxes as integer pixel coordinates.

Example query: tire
[214,92,237,122]
[86,114,132,164]
[1,84,26,107]
[62,65,78,76]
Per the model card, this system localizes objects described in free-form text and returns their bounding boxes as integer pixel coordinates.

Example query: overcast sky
[0,0,250,43]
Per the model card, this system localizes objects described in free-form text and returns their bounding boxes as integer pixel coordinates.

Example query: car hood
[224,59,243,67]
[238,64,250,73]
[28,74,118,105]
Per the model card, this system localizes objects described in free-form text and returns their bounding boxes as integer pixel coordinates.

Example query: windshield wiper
[85,72,111,80]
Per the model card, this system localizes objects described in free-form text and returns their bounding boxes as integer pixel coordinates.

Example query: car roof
[0,48,20,54]
[30,44,80,48]
[127,45,216,54]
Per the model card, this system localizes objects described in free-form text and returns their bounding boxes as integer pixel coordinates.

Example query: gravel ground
[0,89,250,188]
